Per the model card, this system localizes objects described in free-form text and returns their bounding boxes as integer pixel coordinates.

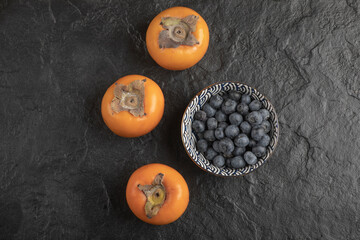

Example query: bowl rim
[180,81,280,177]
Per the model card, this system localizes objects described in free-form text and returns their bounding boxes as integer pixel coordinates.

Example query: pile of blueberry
[192,91,272,169]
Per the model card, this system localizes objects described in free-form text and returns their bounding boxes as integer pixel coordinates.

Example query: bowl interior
[181,82,279,176]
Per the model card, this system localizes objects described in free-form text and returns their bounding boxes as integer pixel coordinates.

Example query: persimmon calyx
[159,15,199,48]
[137,173,166,219]
[111,79,146,117]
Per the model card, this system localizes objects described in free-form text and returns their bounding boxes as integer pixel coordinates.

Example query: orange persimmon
[101,75,164,138]
[126,163,189,225]
[146,6,209,70]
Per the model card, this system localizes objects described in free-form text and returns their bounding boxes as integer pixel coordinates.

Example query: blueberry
[221,99,237,114]
[204,130,216,142]
[219,138,235,154]
[192,120,205,133]
[252,146,266,157]
[213,155,225,167]
[226,158,233,168]
[207,118,218,130]
[261,120,271,133]
[234,133,249,147]
[251,126,265,141]
[240,121,252,134]
[202,103,216,117]
[236,103,249,115]
[213,141,221,152]
[218,122,228,130]
[259,109,270,120]
[197,139,208,153]
[228,91,242,101]
[241,94,251,104]
[194,110,207,121]
[244,151,258,165]
[258,134,270,147]
[248,139,257,148]
[215,111,227,122]
[205,147,218,160]
[195,132,203,140]
[233,147,246,156]
[209,94,224,109]
[246,111,263,126]
[249,100,262,111]
[221,92,229,100]
[224,125,240,139]
[231,156,246,168]
[214,128,225,140]
[229,113,243,126]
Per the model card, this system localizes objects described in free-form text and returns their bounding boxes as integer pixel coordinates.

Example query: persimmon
[126,163,189,225]
[101,75,164,138]
[146,6,209,70]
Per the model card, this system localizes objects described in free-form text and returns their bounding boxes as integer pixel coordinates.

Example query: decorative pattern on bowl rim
[181,82,279,176]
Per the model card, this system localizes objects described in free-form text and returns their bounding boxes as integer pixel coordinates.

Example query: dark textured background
[1,0,360,239]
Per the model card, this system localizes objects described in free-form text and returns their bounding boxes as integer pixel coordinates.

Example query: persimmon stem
[110,79,146,117]
[159,15,199,48]
[138,173,166,219]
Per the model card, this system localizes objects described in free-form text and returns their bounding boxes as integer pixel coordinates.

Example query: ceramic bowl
[181,82,279,176]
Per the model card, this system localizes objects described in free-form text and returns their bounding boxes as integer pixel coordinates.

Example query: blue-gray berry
[212,141,221,152]
[214,128,225,140]
[209,94,224,109]
[261,121,271,133]
[213,155,225,167]
[241,95,251,104]
[197,139,208,153]
[225,125,240,139]
[192,120,205,133]
[249,100,262,111]
[215,111,227,122]
[221,99,237,114]
[259,109,270,120]
[234,133,249,147]
[258,134,270,147]
[219,138,235,154]
[207,118,218,130]
[194,110,207,121]
[252,146,266,157]
[228,91,242,101]
[251,126,265,141]
[240,121,252,134]
[233,147,246,156]
[229,112,243,126]
[202,103,216,117]
[231,156,246,168]
[205,147,218,160]
[246,111,263,126]
[236,103,249,115]
[244,151,258,165]
[204,130,216,142]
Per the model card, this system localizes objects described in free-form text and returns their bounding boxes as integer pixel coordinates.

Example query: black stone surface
[1,0,360,239]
